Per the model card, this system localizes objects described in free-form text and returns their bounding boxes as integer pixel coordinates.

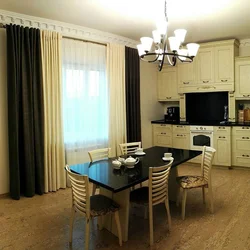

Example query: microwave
[164,107,180,123]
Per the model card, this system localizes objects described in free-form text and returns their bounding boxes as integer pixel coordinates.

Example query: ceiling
[0,0,250,44]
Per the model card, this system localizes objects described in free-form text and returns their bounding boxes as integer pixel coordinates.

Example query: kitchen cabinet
[179,94,186,121]
[152,124,172,147]
[172,125,190,150]
[157,67,179,101]
[232,127,250,167]
[235,57,250,99]
[196,47,214,85]
[177,61,196,93]
[213,126,231,166]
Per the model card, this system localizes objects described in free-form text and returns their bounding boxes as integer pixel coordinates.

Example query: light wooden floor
[1,164,250,250]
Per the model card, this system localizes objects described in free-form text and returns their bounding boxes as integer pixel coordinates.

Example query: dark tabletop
[69,146,201,193]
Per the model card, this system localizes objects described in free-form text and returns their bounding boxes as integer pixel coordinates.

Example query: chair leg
[176,187,181,207]
[208,186,214,213]
[149,205,154,246]
[92,183,97,196]
[69,208,75,244]
[202,186,205,204]
[164,199,172,231]
[114,211,122,246]
[98,215,104,230]
[182,189,187,220]
[85,218,90,250]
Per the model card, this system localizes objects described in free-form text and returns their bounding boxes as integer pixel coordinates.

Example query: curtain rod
[63,36,107,46]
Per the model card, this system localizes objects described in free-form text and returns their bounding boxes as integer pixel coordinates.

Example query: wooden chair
[88,148,111,195]
[130,159,173,246]
[65,165,122,250]
[119,142,142,155]
[176,146,216,220]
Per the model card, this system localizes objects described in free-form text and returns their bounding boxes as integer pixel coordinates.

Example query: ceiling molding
[239,39,250,47]
[0,9,138,47]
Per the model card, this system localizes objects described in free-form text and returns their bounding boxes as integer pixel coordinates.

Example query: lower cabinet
[152,124,172,147]
[213,133,231,166]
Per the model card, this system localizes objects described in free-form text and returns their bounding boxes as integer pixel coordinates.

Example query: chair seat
[90,195,120,217]
[177,175,208,189]
[130,186,149,205]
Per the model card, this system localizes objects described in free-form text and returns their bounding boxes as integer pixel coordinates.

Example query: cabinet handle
[243,95,250,97]
[161,132,166,135]
[242,154,250,157]
[183,81,190,84]
[242,127,250,129]
[242,137,250,139]
[166,97,172,99]
[203,80,209,83]
[221,79,228,82]
[177,125,183,128]
[177,134,184,137]
[218,127,225,129]
[219,136,226,139]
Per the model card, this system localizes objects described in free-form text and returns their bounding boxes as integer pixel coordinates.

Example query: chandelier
[137,0,200,71]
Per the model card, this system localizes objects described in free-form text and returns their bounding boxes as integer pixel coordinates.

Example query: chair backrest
[65,165,90,218]
[200,146,216,183]
[119,142,142,155]
[148,159,173,207]
[88,148,111,162]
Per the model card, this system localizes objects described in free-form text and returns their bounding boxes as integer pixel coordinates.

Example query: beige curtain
[40,30,66,192]
[107,43,127,157]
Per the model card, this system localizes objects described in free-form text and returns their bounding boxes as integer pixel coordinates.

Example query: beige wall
[140,61,163,149]
[0,29,9,195]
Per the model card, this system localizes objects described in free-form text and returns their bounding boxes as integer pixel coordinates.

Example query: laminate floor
[1,164,250,250]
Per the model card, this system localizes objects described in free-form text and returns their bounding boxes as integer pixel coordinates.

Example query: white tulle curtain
[62,39,108,164]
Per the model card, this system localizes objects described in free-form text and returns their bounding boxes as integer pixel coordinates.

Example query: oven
[190,126,214,150]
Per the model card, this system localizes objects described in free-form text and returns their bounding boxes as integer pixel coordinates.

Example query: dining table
[69,146,201,242]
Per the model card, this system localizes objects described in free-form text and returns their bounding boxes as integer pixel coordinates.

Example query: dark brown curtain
[6,24,44,200]
[125,46,141,142]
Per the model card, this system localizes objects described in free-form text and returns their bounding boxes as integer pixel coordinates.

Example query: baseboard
[0,193,9,198]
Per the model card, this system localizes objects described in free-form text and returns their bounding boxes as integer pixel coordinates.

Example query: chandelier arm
[141,53,160,63]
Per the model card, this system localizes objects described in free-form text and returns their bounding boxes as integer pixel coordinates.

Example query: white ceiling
[0,0,250,44]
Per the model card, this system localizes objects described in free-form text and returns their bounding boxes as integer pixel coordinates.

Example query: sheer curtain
[62,39,108,164]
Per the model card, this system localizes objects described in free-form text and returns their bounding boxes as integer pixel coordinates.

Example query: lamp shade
[178,49,188,61]
[187,43,200,57]
[140,37,153,52]
[152,30,161,44]
[137,44,145,56]
[168,37,180,52]
[174,29,187,43]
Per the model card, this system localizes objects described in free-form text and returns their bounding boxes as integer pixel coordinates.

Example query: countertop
[151,119,250,127]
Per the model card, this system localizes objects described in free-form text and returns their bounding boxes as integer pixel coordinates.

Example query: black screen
[186,92,228,124]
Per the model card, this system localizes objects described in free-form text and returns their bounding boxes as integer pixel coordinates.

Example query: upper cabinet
[178,39,239,94]
[157,66,179,101]
[235,57,250,99]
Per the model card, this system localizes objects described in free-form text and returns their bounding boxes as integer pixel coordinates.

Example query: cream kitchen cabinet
[232,127,250,167]
[213,126,231,166]
[235,57,250,99]
[196,47,214,85]
[172,125,190,150]
[157,67,179,101]
[177,61,196,94]
[152,124,172,147]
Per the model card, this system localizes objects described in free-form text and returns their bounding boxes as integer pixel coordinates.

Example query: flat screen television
[186,92,228,124]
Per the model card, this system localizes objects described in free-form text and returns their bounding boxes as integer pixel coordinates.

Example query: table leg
[98,187,130,242]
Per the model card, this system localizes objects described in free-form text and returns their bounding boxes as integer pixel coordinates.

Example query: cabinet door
[173,133,190,150]
[157,67,178,101]
[235,58,250,98]
[213,134,231,166]
[232,136,250,152]
[177,62,196,89]
[196,48,214,84]
[179,94,186,121]
[153,133,172,147]
[214,45,234,84]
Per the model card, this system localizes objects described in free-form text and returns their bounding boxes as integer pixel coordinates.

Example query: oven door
[190,131,213,150]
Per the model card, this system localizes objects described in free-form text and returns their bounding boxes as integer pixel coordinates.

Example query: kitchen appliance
[190,126,214,150]
[164,106,180,123]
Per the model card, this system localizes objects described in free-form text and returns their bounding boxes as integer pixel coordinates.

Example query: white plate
[162,156,174,161]
[135,152,146,156]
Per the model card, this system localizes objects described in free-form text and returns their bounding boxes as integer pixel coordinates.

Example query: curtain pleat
[107,43,127,156]
[125,46,141,142]
[40,30,66,192]
[6,24,44,199]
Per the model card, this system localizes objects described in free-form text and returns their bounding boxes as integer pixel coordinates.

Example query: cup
[164,152,172,158]
[136,148,143,153]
